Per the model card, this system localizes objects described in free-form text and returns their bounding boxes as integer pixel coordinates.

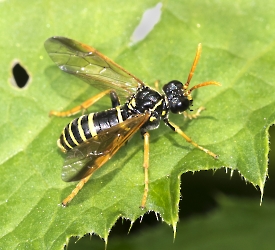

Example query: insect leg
[183,106,206,120]
[49,89,112,117]
[140,131,150,209]
[62,173,93,206]
[154,80,160,91]
[109,90,121,108]
[163,118,218,159]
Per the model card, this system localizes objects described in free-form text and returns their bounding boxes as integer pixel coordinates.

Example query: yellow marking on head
[88,113,98,137]
[162,110,166,116]
[187,94,193,101]
[116,106,124,123]
[69,122,79,146]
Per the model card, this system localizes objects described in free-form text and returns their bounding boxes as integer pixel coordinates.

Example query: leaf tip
[172,222,177,240]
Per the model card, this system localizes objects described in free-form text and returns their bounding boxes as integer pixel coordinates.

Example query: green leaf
[1,0,274,249]
[67,196,275,249]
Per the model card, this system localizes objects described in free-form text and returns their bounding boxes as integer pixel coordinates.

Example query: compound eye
[170,97,190,113]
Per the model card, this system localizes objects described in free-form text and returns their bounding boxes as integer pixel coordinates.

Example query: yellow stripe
[127,103,133,110]
[130,98,136,107]
[151,99,162,112]
[62,130,73,149]
[78,116,87,142]
[116,106,123,123]
[57,139,67,152]
[88,113,97,137]
[68,122,79,146]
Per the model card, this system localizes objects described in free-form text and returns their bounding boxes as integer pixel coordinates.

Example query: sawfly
[44,36,220,208]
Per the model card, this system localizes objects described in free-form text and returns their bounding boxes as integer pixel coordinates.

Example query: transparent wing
[61,113,150,182]
[44,36,144,99]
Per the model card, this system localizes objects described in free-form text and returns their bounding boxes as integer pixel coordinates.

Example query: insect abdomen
[58,106,127,152]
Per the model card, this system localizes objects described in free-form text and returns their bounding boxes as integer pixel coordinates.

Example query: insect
[44,36,220,209]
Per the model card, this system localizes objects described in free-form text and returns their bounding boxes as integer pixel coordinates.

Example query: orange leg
[164,119,218,159]
[49,89,112,117]
[183,106,206,120]
[62,173,93,206]
[154,80,160,91]
[140,132,150,209]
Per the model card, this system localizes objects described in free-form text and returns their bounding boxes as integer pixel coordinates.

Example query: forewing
[44,36,144,99]
[61,113,150,182]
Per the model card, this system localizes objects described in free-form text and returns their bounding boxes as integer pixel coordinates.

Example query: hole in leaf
[11,61,30,88]
[130,2,162,45]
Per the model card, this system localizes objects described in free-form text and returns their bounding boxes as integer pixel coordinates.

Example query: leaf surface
[0,0,274,249]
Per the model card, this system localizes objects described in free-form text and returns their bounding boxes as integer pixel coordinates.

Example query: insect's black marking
[59,83,185,152]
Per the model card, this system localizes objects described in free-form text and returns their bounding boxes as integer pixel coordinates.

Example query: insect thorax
[127,86,165,131]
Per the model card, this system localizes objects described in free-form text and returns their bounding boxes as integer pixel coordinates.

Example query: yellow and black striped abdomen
[58,106,128,152]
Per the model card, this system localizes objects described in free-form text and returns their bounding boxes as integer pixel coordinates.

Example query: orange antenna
[187,81,221,95]
[183,43,202,90]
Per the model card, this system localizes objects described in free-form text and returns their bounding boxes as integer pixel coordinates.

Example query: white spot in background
[130,2,162,45]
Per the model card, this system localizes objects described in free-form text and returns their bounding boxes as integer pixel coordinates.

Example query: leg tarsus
[183,106,205,120]
[164,118,218,159]
[62,173,93,206]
